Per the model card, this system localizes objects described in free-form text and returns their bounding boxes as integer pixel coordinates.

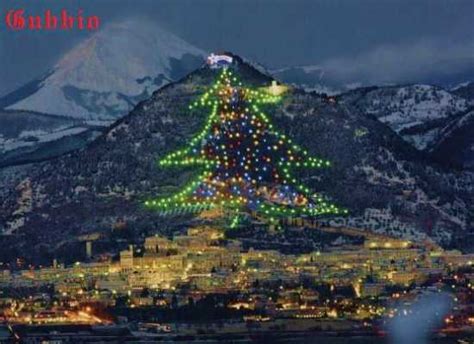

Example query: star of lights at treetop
[145,68,347,225]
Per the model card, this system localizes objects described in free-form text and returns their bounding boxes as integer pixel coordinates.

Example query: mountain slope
[452,82,474,105]
[4,18,205,121]
[338,85,469,151]
[0,110,104,167]
[0,18,205,168]
[0,56,473,263]
[430,110,474,170]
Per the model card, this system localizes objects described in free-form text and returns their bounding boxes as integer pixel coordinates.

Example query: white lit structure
[207,53,233,69]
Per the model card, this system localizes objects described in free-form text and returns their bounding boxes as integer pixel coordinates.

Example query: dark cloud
[321,36,474,86]
[0,0,473,96]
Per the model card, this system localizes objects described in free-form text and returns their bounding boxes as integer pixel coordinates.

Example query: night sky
[0,0,473,96]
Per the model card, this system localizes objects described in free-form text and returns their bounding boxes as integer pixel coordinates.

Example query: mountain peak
[55,18,205,85]
[6,18,206,120]
[193,52,275,87]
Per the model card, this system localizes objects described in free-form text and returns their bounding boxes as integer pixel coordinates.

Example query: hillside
[338,85,469,151]
[0,55,473,264]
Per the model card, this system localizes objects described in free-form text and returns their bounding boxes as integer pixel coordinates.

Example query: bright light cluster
[145,69,346,223]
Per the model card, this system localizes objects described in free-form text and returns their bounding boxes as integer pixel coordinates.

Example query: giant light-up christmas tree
[145,65,346,227]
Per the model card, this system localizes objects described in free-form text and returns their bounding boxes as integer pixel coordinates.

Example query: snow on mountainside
[0,110,103,167]
[339,85,469,151]
[5,18,206,121]
[452,81,474,105]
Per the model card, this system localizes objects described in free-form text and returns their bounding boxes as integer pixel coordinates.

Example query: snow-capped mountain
[338,85,469,151]
[2,18,206,121]
[0,18,205,167]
